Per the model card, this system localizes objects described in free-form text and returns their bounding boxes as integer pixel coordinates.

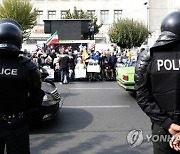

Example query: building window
[37,11,43,24]
[87,10,95,17]
[48,11,56,19]
[114,10,122,22]
[61,11,67,19]
[100,10,109,24]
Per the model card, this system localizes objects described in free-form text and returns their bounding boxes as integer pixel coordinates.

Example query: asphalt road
[30,81,153,154]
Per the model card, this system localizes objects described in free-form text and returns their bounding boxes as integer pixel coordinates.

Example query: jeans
[60,69,69,83]
[152,123,180,154]
[0,121,30,154]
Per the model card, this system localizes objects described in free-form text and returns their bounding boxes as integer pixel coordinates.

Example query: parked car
[28,67,62,122]
[116,45,150,91]
[116,65,135,91]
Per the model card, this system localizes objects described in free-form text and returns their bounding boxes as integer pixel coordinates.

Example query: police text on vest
[157,59,180,71]
[0,68,18,75]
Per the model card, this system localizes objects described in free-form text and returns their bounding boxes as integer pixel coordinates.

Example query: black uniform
[0,19,44,154]
[59,54,70,83]
[0,53,44,154]
[135,32,180,154]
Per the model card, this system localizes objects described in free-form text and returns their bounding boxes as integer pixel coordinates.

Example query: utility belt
[0,112,25,124]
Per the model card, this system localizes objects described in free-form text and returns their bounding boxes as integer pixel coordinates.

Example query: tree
[63,7,102,35]
[0,0,38,41]
[109,18,149,49]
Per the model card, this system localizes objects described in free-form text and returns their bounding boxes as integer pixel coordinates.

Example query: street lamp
[144,1,149,31]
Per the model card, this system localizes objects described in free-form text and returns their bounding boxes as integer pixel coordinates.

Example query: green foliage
[63,7,102,35]
[109,18,149,49]
[0,0,38,41]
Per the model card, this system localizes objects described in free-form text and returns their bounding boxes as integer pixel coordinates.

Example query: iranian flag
[46,31,59,46]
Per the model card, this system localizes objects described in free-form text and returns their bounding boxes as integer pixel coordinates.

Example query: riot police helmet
[0,19,23,52]
[161,11,180,37]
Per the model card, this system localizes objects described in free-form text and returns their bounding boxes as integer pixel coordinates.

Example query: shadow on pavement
[128,91,136,99]
[29,108,94,134]
[95,142,153,154]
[30,134,153,154]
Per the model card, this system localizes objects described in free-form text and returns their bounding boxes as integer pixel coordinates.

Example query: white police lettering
[0,68,18,75]
[157,59,180,71]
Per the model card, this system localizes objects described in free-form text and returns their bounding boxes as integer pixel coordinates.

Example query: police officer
[135,11,180,154]
[0,19,44,154]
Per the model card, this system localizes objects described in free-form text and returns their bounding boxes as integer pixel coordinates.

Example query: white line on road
[63,105,130,109]
[69,88,120,90]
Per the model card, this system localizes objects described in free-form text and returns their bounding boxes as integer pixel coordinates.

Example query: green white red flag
[45,31,59,46]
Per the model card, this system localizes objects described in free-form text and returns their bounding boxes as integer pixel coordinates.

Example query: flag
[45,31,59,46]
[82,49,89,60]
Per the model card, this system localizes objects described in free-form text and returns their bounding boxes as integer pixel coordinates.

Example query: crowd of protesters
[23,44,136,84]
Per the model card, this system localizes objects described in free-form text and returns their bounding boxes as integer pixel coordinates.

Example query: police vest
[0,57,30,114]
[151,49,180,112]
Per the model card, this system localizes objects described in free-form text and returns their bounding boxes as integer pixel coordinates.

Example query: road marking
[63,105,130,109]
[69,88,120,90]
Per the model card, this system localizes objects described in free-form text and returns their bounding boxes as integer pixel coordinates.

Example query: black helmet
[0,19,23,52]
[161,11,180,37]
[0,19,22,30]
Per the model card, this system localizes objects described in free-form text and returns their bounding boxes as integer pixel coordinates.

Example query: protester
[22,43,139,82]
[59,50,70,84]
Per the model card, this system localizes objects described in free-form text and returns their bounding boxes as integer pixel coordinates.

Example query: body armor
[151,44,180,112]
[135,31,180,128]
[0,55,39,114]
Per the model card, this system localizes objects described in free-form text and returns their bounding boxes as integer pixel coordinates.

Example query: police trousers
[0,120,30,154]
[152,123,180,154]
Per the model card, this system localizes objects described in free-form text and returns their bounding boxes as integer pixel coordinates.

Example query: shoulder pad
[134,48,151,90]
[19,56,38,71]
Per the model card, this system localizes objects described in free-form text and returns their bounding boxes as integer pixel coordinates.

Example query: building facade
[147,0,180,45]
[28,0,147,44]
[1,0,180,46]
